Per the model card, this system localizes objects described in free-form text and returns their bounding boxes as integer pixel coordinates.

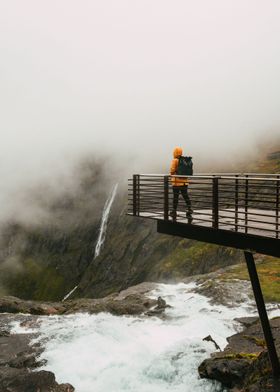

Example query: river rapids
[12,282,265,392]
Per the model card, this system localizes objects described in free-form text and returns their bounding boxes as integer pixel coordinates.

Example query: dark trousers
[172,186,192,211]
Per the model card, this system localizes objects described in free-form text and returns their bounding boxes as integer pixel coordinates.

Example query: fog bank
[1,1,280,223]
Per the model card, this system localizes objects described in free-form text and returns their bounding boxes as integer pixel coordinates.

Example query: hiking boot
[169,210,177,222]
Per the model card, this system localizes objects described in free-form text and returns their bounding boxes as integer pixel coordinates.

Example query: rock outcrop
[0,283,171,392]
[0,282,161,317]
[199,317,280,391]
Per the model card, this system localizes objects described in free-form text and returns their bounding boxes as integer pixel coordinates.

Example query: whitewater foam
[62,285,78,302]
[11,282,270,392]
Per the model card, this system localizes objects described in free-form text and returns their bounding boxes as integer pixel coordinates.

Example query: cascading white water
[62,285,78,302]
[13,281,277,392]
[94,183,118,259]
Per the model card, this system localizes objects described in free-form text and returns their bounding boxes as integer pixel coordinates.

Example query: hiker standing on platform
[170,147,193,222]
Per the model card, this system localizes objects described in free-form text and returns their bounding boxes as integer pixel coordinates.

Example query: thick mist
[1,0,280,224]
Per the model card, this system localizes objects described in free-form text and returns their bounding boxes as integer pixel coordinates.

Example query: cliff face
[0,160,107,301]
[0,187,241,301]
[0,143,279,301]
[78,204,241,298]
[0,222,98,300]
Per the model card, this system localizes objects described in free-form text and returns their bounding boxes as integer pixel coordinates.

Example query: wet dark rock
[64,293,158,316]
[203,335,221,351]
[0,283,166,317]
[193,277,252,307]
[157,296,168,309]
[198,355,251,388]
[0,315,75,392]
[145,296,172,317]
[20,318,42,329]
[0,329,10,337]
[234,317,259,328]
[199,317,280,391]
[0,367,74,392]
[0,296,66,315]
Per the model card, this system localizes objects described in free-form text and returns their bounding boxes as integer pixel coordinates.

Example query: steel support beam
[157,220,280,258]
[244,251,280,378]
[157,220,280,376]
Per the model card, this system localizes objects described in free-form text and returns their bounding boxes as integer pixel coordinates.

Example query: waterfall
[61,184,118,301]
[62,285,78,302]
[94,183,118,259]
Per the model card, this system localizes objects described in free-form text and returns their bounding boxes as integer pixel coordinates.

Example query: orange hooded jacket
[170,147,189,186]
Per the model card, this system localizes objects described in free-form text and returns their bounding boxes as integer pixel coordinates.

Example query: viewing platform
[128,173,280,257]
[128,172,280,376]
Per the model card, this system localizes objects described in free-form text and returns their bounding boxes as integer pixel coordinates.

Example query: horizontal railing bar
[196,172,280,177]
[129,190,277,196]
[217,215,277,226]
[216,198,278,205]
[218,208,278,218]
[218,222,279,234]
[135,174,280,182]
[213,183,275,195]
[218,220,280,231]
[135,203,278,212]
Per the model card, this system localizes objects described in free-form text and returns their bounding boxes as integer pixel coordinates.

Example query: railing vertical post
[137,174,140,216]
[245,175,249,234]
[244,251,280,378]
[164,175,169,221]
[133,174,140,216]
[133,175,137,216]
[276,175,279,239]
[212,177,219,229]
[235,175,239,232]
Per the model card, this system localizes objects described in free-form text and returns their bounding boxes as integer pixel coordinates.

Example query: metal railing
[128,174,280,239]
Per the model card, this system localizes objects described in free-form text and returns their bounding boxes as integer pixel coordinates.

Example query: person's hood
[173,147,183,158]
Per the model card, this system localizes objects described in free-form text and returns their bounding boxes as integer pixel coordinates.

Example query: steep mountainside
[78,200,241,298]
[0,160,108,300]
[0,144,279,301]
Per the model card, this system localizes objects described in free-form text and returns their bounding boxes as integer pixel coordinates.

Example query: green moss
[149,240,241,280]
[221,256,280,302]
[1,257,66,301]
[219,352,260,360]
[242,335,266,348]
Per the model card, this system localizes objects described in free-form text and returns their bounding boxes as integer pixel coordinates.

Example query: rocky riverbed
[1,280,280,392]
[0,282,160,317]
[0,282,169,392]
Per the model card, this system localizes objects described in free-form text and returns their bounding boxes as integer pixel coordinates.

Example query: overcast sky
[0,1,280,210]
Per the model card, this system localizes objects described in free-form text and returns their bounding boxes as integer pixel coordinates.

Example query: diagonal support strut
[244,251,280,378]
